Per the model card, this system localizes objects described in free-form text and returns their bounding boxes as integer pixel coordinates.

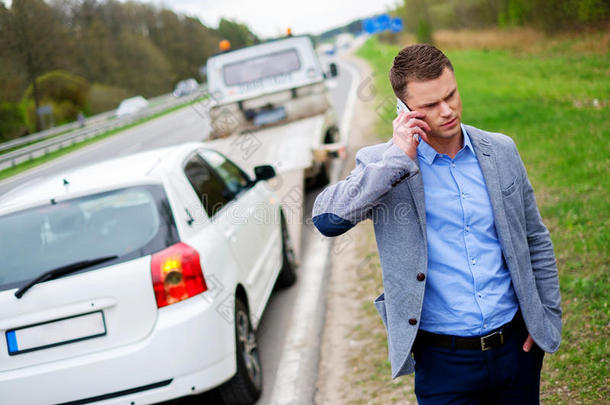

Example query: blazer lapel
[468,127,517,267]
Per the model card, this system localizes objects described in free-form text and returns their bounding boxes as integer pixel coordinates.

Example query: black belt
[414,311,523,352]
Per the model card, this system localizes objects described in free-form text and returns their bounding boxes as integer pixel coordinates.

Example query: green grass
[357,36,609,404]
[0,96,208,181]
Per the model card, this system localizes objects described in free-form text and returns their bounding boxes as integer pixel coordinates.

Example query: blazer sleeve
[312,142,419,237]
[515,143,562,323]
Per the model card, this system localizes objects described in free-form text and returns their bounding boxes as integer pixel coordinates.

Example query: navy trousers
[412,316,544,404]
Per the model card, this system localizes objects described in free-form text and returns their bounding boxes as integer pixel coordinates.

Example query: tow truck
[204,35,345,261]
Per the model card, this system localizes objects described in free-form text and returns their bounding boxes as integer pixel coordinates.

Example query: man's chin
[432,124,462,139]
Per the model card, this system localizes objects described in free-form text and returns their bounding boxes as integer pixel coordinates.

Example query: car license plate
[6,311,106,355]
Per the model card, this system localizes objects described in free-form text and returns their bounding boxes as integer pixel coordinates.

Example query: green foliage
[0,102,26,141]
[358,36,609,403]
[23,71,90,109]
[20,70,90,131]
[88,83,130,115]
[398,0,610,33]
[217,18,260,49]
[416,19,434,44]
[0,0,250,138]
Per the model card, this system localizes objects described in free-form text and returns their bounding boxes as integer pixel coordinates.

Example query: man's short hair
[389,44,454,100]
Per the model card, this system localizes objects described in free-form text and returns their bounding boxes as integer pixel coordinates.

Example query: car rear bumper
[0,295,236,404]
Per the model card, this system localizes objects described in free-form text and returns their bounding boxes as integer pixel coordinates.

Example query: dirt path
[314,53,417,405]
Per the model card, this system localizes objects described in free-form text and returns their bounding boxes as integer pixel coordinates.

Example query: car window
[184,154,232,217]
[0,185,178,291]
[198,149,252,196]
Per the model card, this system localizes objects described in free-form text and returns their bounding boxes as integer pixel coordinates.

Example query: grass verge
[356,32,608,404]
[0,96,208,181]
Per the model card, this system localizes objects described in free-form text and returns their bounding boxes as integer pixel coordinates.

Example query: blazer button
[409,318,418,325]
[416,273,425,281]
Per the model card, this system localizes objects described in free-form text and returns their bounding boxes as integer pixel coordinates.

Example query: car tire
[275,214,297,288]
[218,298,262,405]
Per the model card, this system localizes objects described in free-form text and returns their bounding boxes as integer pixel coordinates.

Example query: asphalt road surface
[0,56,360,404]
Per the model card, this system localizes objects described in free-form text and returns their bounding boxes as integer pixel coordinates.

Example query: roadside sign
[390,18,403,32]
[375,14,391,32]
[362,15,403,34]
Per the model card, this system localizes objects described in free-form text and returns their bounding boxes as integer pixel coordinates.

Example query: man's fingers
[396,110,425,126]
[522,334,534,352]
[406,118,431,133]
[396,126,426,143]
[419,130,430,145]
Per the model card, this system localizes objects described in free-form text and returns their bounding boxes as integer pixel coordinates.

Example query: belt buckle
[480,330,504,351]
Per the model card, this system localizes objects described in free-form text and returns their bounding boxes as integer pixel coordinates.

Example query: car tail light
[151,242,207,308]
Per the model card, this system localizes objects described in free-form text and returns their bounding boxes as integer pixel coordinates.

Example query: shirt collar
[417,124,473,165]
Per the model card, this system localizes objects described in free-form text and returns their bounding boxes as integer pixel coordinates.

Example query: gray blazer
[312,124,562,378]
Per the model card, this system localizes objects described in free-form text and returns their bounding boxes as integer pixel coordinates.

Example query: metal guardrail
[0,89,207,172]
[0,110,117,154]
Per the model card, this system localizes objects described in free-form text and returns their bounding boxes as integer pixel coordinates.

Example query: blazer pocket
[374,292,388,330]
[501,176,520,197]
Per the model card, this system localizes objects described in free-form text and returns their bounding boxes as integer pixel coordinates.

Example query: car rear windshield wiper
[14,255,118,299]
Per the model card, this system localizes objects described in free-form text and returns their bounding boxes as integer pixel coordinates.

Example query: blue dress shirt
[417,125,519,336]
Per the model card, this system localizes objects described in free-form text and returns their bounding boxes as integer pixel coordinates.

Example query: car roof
[0,142,204,214]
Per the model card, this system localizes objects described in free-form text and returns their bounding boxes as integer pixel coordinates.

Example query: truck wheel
[313,163,330,188]
[275,213,297,288]
[218,298,262,405]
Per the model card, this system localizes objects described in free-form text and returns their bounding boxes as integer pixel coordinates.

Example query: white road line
[338,60,361,145]
[268,58,361,405]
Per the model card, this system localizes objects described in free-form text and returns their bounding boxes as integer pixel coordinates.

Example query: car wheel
[275,214,297,288]
[218,298,262,405]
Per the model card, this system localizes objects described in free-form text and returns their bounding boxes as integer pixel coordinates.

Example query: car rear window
[223,48,301,86]
[0,185,179,291]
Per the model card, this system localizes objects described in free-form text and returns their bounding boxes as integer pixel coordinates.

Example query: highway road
[0,56,361,404]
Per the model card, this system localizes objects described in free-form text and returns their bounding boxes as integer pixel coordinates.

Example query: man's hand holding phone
[392,108,431,160]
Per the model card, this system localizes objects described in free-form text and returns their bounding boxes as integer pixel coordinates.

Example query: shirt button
[417,273,426,281]
[409,318,418,325]
[484,324,488,328]
[471,258,476,265]
[461,193,466,199]
[452,162,456,168]
[477,293,482,298]
[465,226,470,232]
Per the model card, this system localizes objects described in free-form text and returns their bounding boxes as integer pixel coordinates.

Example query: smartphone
[396,98,421,142]
[396,97,410,115]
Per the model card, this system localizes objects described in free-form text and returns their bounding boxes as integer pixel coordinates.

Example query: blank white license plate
[6,311,106,355]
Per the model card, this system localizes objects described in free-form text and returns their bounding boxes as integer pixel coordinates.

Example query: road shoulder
[314,54,417,405]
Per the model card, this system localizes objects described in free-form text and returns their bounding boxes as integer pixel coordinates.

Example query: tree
[0,0,66,131]
[217,18,259,49]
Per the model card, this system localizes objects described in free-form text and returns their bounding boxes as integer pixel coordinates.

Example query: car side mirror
[254,165,276,182]
[329,63,338,78]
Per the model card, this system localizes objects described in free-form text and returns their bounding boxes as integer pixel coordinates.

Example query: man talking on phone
[312,44,561,404]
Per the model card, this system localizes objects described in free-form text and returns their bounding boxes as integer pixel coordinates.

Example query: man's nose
[439,101,452,117]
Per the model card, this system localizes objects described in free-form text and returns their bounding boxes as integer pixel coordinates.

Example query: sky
[141,0,400,38]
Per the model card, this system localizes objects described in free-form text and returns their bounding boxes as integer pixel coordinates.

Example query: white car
[0,143,297,404]
[116,96,149,118]
[173,78,199,97]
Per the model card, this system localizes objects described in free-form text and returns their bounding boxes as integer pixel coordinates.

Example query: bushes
[21,70,90,132]
[0,103,27,142]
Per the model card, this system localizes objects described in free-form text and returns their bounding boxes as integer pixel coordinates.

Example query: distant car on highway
[115,95,149,118]
[173,78,200,97]
[0,143,297,404]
